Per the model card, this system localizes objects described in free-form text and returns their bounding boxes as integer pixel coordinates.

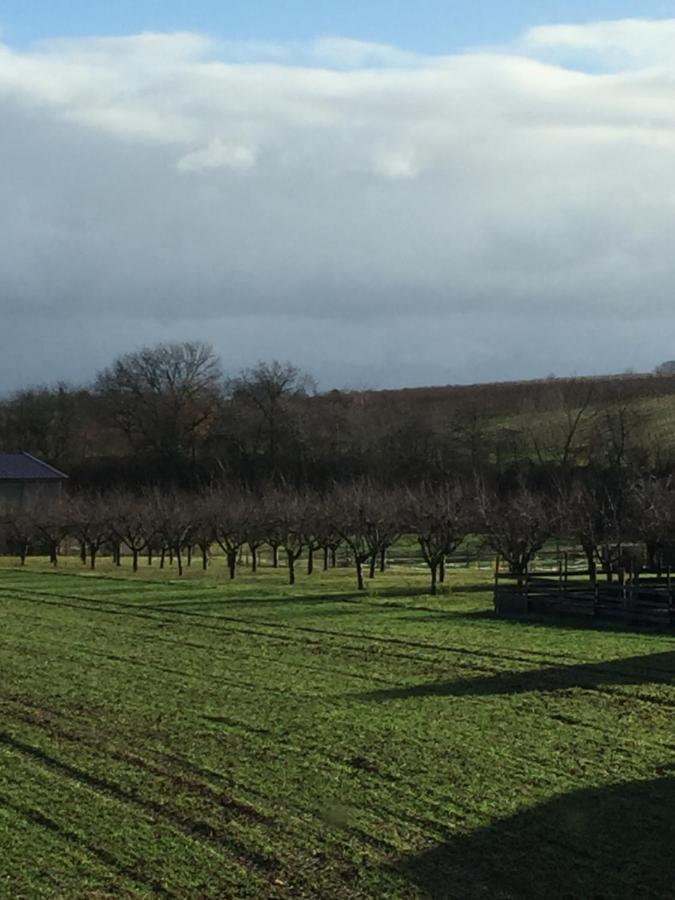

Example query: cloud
[1,22,675,389]
[522,18,675,69]
[177,139,257,173]
[308,37,425,69]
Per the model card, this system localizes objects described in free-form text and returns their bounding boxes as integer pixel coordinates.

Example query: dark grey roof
[0,453,68,481]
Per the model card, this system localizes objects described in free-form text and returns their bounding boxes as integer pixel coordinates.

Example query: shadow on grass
[360,650,675,702]
[458,606,675,636]
[399,775,675,899]
[152,584,442,611]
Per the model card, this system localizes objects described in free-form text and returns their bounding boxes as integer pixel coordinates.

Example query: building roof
[0,453,68,481]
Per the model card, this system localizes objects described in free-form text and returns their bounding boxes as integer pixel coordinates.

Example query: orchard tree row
[4,475,675,593]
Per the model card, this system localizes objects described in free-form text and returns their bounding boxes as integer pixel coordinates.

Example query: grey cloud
[1,23,675,390]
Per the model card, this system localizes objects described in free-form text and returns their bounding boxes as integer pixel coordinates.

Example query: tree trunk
[20,544,28,566]
[132,549,139,572]
[176,546,183,577]
[50,541,58,567]
[147,547,153,566]
[287,551,295,585]
[307,546,314,576]
[356,558,365,591]
[430,562,438,596]
[323,546,329,571]
[379,547,386,572]
[439,557,446,583]
[89,545,97,570]
[331,547,337,568]
[250,546,257,573]
[272,544,279,568]
[160,548,166,569]
[228,550,237,580]
[186,544,192,567]
[200,543,209,570]
[369,554,376,579]
[79,541,87,565]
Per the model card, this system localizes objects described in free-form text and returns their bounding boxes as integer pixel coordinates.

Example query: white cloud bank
[2,20,675,389]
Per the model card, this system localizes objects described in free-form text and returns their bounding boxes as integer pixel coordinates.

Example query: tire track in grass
[0,730,279,876]
[7,589,675,727]
[0,794,177,899]
[6,685,668,883]
[5,580,675,836]
[10,577,658,675]
[5,694,666,900]
[0,702,420,865]
[0,697,459,857]
[6,585,675,719]
[2,604,398,687]
[1,587,507,680]
[3,582,570,676]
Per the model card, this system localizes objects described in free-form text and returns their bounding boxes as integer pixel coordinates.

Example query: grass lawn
[1,557,674,898]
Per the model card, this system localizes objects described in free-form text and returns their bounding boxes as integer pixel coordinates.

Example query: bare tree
[332,483,378,591]
[1,502,37,565]
[558,479,629,582]
[96,341,222,463]
[478,484,552,580]
[530,379,596,469]
[189,496,213,571]
[363,489,403,579]
[227,360,315,474]
[150,491,195,577]
[34,496,69,566]
[628,477,675,572]
[109,492,151,572]
[407,484,467,595]
[268,492,305,585]
[67,494,112,570]
[209,489,248,579]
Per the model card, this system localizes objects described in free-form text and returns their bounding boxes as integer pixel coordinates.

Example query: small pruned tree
[478,484,553,581]
[109,492,151,572]
[150,491,195,577]
[628,476,675,573]
[209,489,248,579]
[270,491,305,586]
[67,494,111,570]
[33,494,69,566]
[332,483,378,591]
[559,479,629,582]
[407,483,468,595]
[2,502,37,565]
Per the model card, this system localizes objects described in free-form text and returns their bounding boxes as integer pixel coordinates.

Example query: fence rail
[494,564,675,628]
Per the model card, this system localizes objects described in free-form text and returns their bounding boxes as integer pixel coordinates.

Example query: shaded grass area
[1,560,675,898]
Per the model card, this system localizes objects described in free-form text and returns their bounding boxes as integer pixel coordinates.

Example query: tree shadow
[399,775,675,899]
[438,607,675,636]
[360,650,675,702]
[438,582,494,595]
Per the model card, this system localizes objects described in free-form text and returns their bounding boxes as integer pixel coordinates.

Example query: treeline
[5,475,675,594]
[2,341,675,490]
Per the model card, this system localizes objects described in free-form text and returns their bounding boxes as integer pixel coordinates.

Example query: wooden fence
[494,561,675,628]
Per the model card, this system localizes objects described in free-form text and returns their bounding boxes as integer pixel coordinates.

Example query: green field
[1,560,674,899]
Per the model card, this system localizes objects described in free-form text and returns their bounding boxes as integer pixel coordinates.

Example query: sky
[3,2,675,390]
